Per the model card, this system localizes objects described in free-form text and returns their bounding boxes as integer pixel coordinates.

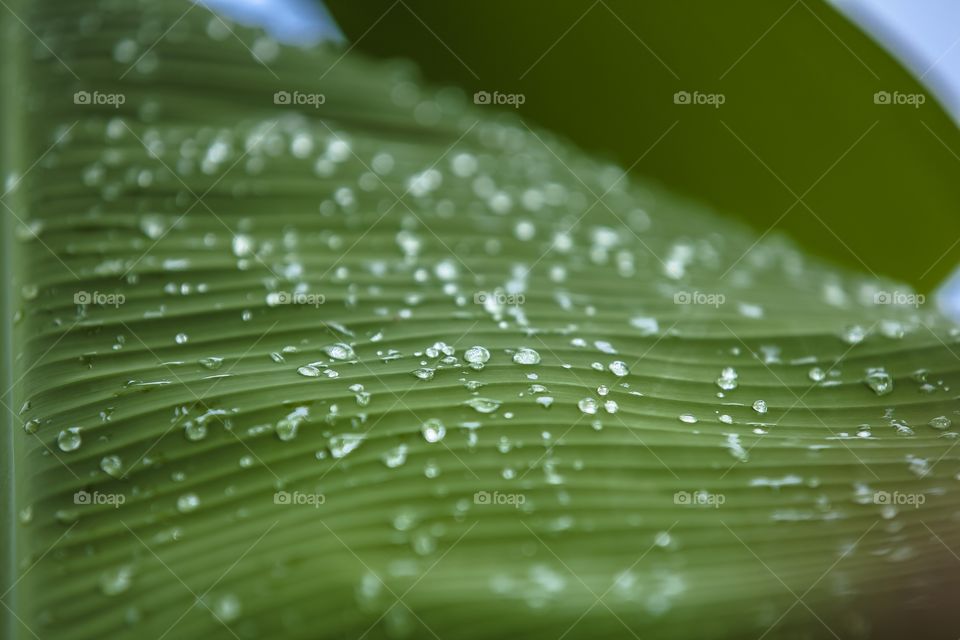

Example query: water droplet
[231,234,254,257]
[577,398,598,415]
[752,400,768,414]
[421,419,446,443]
[324,343,355,361]
[100,565,133,596]
[465,397,501,413]
[465,345,490,368]
[177,493,200,513]
[864,368,893,396]
[512,347,541,365]
[725,433,749,462]
[212,593,242,623]
[329,433,365,458]
[608,361,629,377]
[199,356,224,370]
[184,420,207,442]
[842,325,867,345]
[716,367,738,391]
[412,367,435,380]
[382,444,408,468]
[276,406,309,441]
[175,333,189,345]
[929,416,952,430]
[630,316,659,336]
[100,455,123,478]
[808,367,825,382]
[57,427,82,452]
[349,383,371,406]
[679,414,698,424]
[297,365,321,377]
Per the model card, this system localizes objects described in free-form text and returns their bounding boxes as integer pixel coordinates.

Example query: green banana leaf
[3,2,960,639]
[329,0,960,290]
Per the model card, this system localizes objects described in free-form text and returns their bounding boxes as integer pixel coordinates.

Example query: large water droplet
[578,398,598,415]
[324,343,355,361]
[421,419,446,443]
[512,347,541,365]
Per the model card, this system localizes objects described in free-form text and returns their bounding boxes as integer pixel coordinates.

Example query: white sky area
[831,0,960,122]
[198,0,344,45]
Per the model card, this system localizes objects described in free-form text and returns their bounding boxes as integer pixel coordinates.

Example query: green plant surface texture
[3,2,960,640]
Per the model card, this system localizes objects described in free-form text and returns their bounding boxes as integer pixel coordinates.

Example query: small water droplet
[199,356,224,370]
[842,325,867,345]
[465,397,501,413]
[382,444,408,468]
[412,367,435,380]
[100,455,123,478]
[212,593,242,623]
[630,316,659,336]
[177,493,200,513]
[716,367,738,391]
[864,368,893,396]
[100,565,134,596]
[329,433,365,458]
[183,420,207,442]
[57,427,82,452]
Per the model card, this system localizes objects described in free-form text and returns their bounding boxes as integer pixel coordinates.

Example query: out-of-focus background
[205,0,960,296]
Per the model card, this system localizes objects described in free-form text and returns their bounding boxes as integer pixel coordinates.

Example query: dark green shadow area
[329,0,960,292]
